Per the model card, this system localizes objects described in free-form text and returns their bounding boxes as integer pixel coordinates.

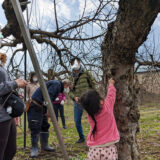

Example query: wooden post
[11,0,69,159]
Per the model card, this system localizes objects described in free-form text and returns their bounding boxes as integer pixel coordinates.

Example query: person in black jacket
[0,53,28,160]
[27,79,71,158]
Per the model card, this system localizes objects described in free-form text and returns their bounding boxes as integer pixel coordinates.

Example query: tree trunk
[2,0,28,39]
[102,0,160,159]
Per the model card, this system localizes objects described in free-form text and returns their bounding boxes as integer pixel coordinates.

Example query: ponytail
[90,114,97,139]
[79,89,101,139]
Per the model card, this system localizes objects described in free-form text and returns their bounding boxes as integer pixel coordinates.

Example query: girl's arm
[103,82,116,112]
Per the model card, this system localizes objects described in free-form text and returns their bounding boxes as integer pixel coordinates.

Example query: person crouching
[27,79,71,158]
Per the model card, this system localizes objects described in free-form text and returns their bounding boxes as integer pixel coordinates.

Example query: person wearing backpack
[0,53,28,160]
[69,57,96,143]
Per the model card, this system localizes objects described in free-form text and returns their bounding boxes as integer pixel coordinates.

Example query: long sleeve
[103,84,116,112]
[86,71,96,89]
[62,94,66,101]
[68,90,75,100]
[0,81,17,97]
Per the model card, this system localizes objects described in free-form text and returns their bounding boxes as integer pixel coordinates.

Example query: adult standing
[27,79,71,158]
[26,72,39,100]
[69,57,96,143]
[0,53,27,160]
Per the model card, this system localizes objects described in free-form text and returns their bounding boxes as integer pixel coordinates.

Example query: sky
[0,0,160,74]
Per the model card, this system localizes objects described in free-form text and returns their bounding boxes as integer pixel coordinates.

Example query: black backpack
[1,91,25,118]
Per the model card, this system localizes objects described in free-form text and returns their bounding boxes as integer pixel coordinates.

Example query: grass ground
[14,103,160,160]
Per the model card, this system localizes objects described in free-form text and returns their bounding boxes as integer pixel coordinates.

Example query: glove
[60,100,65,105]
[55,97,59,101]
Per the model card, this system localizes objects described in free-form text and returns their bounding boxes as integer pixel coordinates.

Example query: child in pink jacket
[53,93,66,129]
[80,78,120,160]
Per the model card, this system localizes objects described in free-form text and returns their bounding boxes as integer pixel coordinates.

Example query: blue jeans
[74,102,84,139]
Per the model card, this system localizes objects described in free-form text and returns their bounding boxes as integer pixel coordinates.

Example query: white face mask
[64,87,70,94]
[71,59,80,71]
[33,77,38,82]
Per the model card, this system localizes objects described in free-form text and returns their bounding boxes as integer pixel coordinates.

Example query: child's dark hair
[80,89,102,138]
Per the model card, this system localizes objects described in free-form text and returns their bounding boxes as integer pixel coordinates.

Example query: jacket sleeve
[0,81,18,97]
[103,84,116,112]
[86,71,96,89]
[62,94,66,101]
[68,88,75,100]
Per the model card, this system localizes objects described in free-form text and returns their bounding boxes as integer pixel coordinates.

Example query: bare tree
[1,0,116,80]
[101,0,160,159]
[1,0,160,159]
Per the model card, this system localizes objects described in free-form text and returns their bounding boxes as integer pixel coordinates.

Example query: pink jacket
[87,85,120,147]
[53,93,66,104]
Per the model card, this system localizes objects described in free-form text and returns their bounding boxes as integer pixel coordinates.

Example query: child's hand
[108,78,115,85]
[55,97,59,101]
[60,100,65,105]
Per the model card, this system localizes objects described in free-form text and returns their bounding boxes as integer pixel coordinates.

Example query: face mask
[64,87,70,94]
[71,59,80,71]
[33,77,38,82]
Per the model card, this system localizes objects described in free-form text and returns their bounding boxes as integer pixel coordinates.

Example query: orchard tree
[1,0,160,159]
[101,0,160,159]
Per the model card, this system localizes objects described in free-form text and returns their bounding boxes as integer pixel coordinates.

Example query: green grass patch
[14,103,160,160]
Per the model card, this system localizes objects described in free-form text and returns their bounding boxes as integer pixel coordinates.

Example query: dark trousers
[0,119,16,160]
[74,102,84,139]
[27,103,50,136]
[53,104,66,127]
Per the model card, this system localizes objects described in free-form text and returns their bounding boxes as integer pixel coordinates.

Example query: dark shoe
[76,138,85,143]
[30,134,39,158]
[63,126,67,129]
[40,132,56,152]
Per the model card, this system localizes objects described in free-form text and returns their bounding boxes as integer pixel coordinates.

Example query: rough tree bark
[101,0,160,160]
[2,0,28,40]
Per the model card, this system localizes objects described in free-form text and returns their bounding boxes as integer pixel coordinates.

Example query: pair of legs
[28,103,54,157]
[88,144,118,160]
[53,104,66,128]
[74,102,85,142]
[28,103,50,137]
[0,119,16,160]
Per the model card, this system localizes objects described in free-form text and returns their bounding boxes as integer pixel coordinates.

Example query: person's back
[32,80,63,104]
[87,84,119,146]
[80,78,119,160]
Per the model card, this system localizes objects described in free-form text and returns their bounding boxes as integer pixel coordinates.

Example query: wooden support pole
[11,0,69,159]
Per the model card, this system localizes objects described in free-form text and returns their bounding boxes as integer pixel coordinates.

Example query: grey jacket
[0,66,18,122]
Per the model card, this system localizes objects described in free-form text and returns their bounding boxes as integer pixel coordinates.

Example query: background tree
[0,0,160,159]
